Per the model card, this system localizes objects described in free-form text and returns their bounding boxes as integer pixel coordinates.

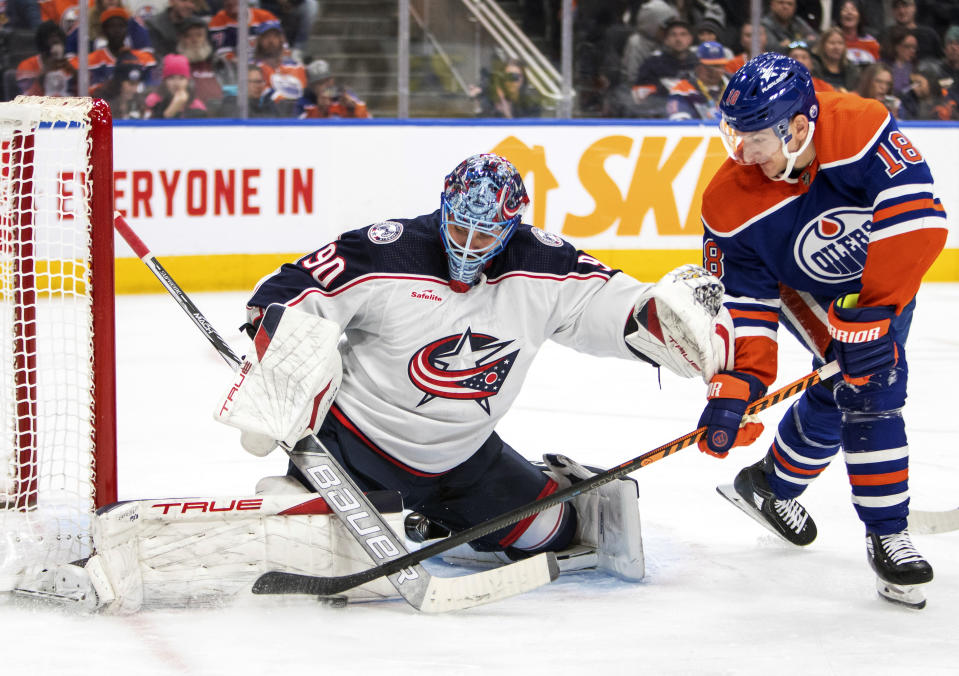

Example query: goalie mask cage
[0,97,116,589]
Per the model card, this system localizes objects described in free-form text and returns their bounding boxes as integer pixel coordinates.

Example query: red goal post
[0,96,116,588]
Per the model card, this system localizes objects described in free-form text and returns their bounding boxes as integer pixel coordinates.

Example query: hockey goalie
[15,154,737,612]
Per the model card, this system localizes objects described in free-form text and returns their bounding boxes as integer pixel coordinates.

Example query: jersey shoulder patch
[366,220,404,244]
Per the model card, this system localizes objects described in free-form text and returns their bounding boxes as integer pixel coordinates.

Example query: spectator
[694,17,728,47]
[208,0,279,60]
[835,0,879,65]
[4,0,43,30]
[620,0,679,86]
[856,62,903,117]
[253,19,304,102]
[900,68,955,118]
[65,0,152,56]
[883,0,942,62]
[787,40,835,90]
[297,58,371,119]
[761,0,818,49]
[472,56,543,118]
[917,0,959,38]
[726,22,767,73]
[176,14,224,111]
[573,0,633,113]
[145,53,208,118]
[145,0,197,59]
[98,52,147,118]
[15,20,76,96]
[813,26,861,91]
[635,18,697,93]
[69,6,155,94]
[666,41,730,119]
[937,25,959,88]
[882,24,921,96]
[258,0,318,61]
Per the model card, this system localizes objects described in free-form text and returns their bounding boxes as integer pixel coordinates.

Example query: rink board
[109,119,959,292]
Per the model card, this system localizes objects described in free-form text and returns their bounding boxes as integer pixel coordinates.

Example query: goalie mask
[440,153,529,289]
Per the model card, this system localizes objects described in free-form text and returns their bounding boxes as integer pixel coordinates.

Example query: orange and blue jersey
[70,47,157,94]
[701,91,947,386]
[208,7,279,57]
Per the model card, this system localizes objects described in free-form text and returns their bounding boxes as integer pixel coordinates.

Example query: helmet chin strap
[772,121,816,183]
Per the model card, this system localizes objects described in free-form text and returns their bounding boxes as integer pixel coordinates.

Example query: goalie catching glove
[214,303,342,454]
[625,264,734,383]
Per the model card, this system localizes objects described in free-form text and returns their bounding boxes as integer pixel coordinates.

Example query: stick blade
[252,570,361,596]
[416,552,559,613]
[907,508,959,535]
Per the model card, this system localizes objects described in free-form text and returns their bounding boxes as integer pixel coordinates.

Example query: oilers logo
[794,207,872,283]
[408,328,519,414]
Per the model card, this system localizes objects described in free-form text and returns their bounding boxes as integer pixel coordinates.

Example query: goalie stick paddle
[252,360,843,597]
[112,212,559,612]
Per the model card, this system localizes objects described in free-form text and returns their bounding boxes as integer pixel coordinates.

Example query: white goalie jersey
[247,212,730,474]
[249,214,648,473]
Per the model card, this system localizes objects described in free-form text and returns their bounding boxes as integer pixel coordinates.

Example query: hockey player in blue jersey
[696,53,947,607]
[218,153,736,581]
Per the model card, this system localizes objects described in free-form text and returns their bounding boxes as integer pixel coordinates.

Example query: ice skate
[717,458,817,546]
[867,531,933,609]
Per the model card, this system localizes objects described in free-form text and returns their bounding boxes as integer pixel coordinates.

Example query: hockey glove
[697,370,766,458]
[827,294,898,385]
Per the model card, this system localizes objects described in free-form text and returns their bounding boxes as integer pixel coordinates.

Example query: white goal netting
[0,97,115,588]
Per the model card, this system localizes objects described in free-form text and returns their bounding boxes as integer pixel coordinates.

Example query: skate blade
[716,483,797,546]
[876,577,926,610]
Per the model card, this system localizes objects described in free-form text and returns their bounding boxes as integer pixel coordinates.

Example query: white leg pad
[544,454,645,581]
[47,494,407,613]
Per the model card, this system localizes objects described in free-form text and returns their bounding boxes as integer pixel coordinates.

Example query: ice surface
[2,285,957,675]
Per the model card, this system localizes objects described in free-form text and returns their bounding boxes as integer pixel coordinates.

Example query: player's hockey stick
[252,360,842,597]
[909,508,959,534]
[112,212,559,612]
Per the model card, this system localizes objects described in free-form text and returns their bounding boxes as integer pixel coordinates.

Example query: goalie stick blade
[252,552,560,612]
[907,508,959,535]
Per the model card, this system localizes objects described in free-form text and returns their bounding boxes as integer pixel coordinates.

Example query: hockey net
[0,97,116,589]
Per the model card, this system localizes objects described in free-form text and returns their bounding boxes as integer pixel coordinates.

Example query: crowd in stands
[0,0,369,118]
[1,0,958,120]
[574,0,959,119]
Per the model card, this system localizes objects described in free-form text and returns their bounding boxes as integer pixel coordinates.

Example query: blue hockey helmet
[440,153,529,288]
[719,53,819,178]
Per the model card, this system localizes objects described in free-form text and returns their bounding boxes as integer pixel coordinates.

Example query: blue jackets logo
[408,328,519,414]
[793,208,872,283]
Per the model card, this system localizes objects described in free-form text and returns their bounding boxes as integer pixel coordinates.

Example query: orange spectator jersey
[39,0,93,23]
[845,35,880,64]
[701,92,946,386]
[208,8,279,57]
[15,55,75,96]
[71,47,156,95]
[258,59,306,101]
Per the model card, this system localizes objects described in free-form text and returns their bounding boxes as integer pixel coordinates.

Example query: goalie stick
[251,361,843,597]
[113,212,559,613]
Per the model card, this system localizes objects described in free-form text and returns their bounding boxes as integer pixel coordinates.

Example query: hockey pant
[286,405,577,554]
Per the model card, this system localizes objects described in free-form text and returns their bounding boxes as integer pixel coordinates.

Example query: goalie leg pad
[44,494,408,613]
[543,453,645,581]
